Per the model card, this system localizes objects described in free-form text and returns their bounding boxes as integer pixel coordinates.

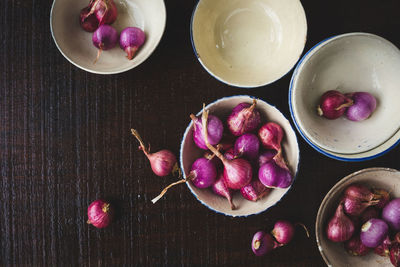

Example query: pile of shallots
[326,183,400,266]
[134,100,294,209]
[79,0,146,63]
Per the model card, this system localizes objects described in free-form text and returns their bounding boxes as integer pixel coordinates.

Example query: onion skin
[227,100,261,136]
[374,235,391,257]
[212,173,235,210]
[258,122,284,152]
[326,202,355,242]
[345,92,377,122]
[251,231,277,256]
[317,90,353,120]
[344,235,370,256]
[360,219,389,248]
[190,158,217,189]
[191,114,223,150]
[374,188,391,209]
[271,220,295,245]
[382,198,400,231]
[390,243,400,267]
[258,160,292,189]
[342,194,378,217]
[223,158,252,190]
[240,179,270,202]
[80,0,118,32]
[119,27,146,60]
[234,133,260,161]
[344,184,375,202]
[87,199,113,228]
[80,7,100,32]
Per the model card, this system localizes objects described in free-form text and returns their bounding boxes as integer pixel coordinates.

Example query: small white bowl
[180,95,300,217]
[290,33,400,161]
[50,0,166,74]
[316,167,399,267]
[190,0,307,88]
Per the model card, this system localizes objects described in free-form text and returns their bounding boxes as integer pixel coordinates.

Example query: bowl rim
[315,167,399,266]
[289,32,400,162]
[189,0,308,88]
[179,95,300,217]
[49,0,167,75]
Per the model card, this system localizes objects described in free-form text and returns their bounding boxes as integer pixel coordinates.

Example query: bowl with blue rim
[290,33,400,161]
[180,95,300,217]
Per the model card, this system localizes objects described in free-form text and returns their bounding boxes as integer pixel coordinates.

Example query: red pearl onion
[120,27,146,60]
[240,179,270,202]
[87,199,113,228]
[317,90,353,120]
[190,113,223,150]
[131,129,177,177]
[251,231,278,256]
[227,99,261,136]
[258,122,284,152]
[326,202,355,242]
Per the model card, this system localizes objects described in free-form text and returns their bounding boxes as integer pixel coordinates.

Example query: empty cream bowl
[50,0,166,74]
[190,0,307,88]
[316,168,400,267]
[180,95,300,217]
[290,33,400,161]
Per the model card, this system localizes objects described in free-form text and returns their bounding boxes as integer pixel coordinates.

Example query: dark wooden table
[1,0,400,266]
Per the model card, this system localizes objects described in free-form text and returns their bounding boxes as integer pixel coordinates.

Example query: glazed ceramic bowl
[50,0,166,74]
[290,33,400,161]
[180,95,300,217]
[316,167,400,267]
[190,0,307,88]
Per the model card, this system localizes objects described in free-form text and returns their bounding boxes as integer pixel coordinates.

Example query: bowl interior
[316,168,400,267]
[291,33,400,155]
[51,0,166,74]
[192,0,307,87]
[180,96,299,217]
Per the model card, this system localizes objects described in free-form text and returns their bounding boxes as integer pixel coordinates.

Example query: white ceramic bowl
[316,167,400,267]
[180,95,300,217]
[50,0,166,74]
[190,0,307,88]
[290,33,400,161]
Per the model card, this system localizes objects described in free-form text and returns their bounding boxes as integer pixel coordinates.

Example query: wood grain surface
[1,0,400,266]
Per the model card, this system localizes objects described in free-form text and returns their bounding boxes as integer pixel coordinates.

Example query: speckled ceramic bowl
[290,33,400,161]
[180,95,300,217]
[50,0,166,74]
[316,167,400,267]
[190,0,307,88]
